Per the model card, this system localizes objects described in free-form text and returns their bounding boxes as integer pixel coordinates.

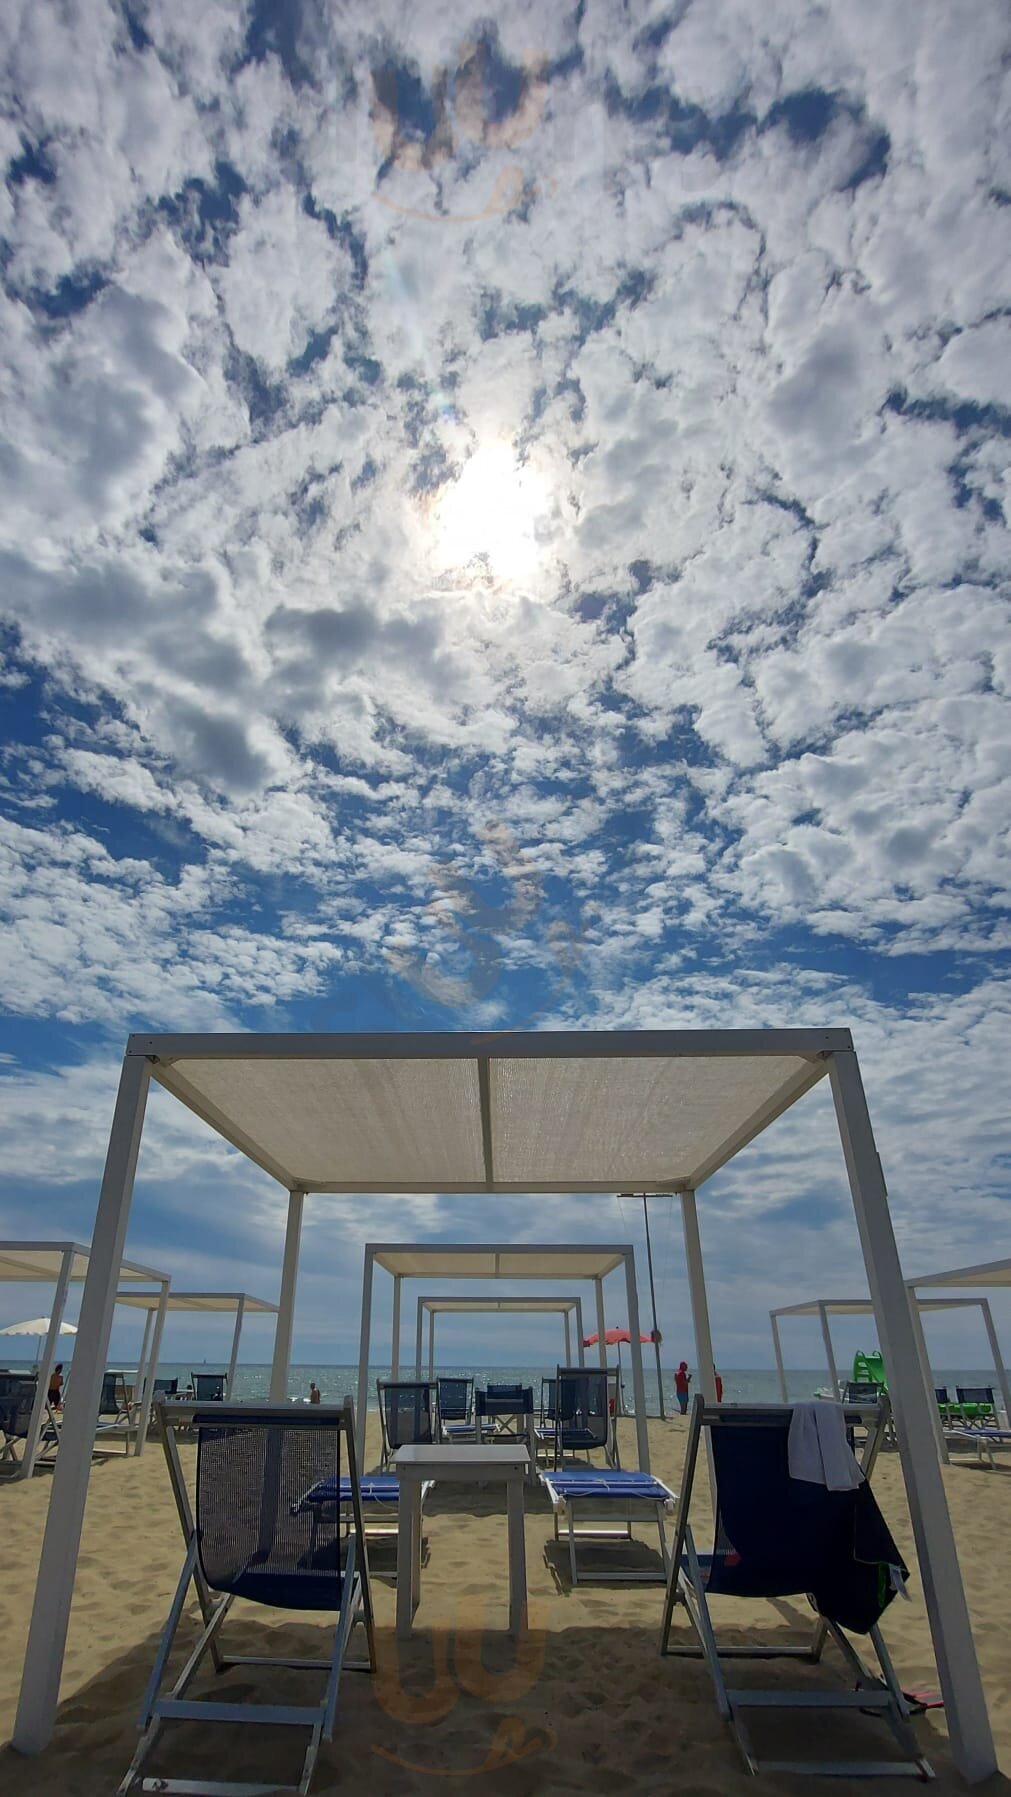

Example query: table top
[394,1443,529,1474]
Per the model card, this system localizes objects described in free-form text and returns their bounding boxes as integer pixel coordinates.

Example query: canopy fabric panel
[372,1244,626,1279]
[0,1242,167,1284]
[419,1296,580,1314]
[142,1028,842,1194]
[771,1297,988,1319]
[113,1291,278,1313]
[910,1259,1011,1290]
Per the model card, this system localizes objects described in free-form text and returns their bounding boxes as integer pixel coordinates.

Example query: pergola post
[770,1311,788,1402]
[681,1191,717,1404]
[979,1298,1011,1427]
[134,1279,169,1457]
[390,1276,401,1379]
[414,1295,424,1376]
[595,1278,607,1367]
[563,1306,572,1367]
[355,1247,374,1465]
[576,1297,585,1365]
[908,1293,949,1464]
[817,1299,840,1396]
[21,1247,73,1479]
[269,1188,303,1403]
[133,1304,155,1409]
[829,1049,995,1783]
[14,1050,151,1755]
[427,1308,435,1380]
[622,1249,651,1472]
[226,1293,246,1399]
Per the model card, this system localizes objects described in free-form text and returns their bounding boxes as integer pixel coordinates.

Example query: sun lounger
[292,1470,434,1560]
[119,1397,374,1796]
[541,1466,677,1584]
[377,1379,436,1469]
[659,1396,930,1779]
[436,1375,475,1442]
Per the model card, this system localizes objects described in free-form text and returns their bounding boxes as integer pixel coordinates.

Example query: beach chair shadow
[659,1395,932,1779]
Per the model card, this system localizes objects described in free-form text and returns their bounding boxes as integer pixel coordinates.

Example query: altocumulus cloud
[0,0,1007,1361]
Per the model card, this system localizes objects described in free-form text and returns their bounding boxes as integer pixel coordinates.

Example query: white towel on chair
[788,1401,863,1490]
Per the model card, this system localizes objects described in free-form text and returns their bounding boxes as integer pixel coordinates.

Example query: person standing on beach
[309,1381,321,1404]
[48,1362,64,1407]
[675,1360,691,1415]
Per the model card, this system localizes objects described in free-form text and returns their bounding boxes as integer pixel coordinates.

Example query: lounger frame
[659,1398,932,1781]
[118,1398,375,1797]
[541,1468,676,1584]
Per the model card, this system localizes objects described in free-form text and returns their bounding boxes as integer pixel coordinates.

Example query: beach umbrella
[0,1316,77,1366]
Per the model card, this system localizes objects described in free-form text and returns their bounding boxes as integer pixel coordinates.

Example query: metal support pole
[576,1297,585,1366]
[225,1295,246,1399]
[595,1278,606,1367]
[269,1189,303,1403]
[681,1189,717,1513]
[133,1305,155,1413]
[135,1280,169,1457]
[770,1312,789,1402]
[390,1276,401,1379]
[642,1195,666,1418]
[21,1248,73,1479]
[979,1298,1011,1428]
[817,1300,841,1396]
[414,1294,424,1377]
[623,1251,651,1472]
[563,1307,572,1367]
[15,1050,151,1754]
[427,1309,435,1381]
[909,1293,948,1464]
[355,1249,374,1467]
[829,1049,995,1783]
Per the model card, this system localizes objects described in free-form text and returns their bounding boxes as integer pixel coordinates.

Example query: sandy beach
[1,1414,1009,1795]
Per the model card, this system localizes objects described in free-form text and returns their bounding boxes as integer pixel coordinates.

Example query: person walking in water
[675,1360,691,1415]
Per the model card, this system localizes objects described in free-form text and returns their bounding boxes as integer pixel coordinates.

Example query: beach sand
[1,1414,1009,1794]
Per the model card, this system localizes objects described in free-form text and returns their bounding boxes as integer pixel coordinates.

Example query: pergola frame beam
[416,1294,586,1380]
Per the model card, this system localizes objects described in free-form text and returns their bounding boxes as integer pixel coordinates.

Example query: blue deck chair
[377,1379,436,1469]
[191,1371,226,1403]
[153,1377,179,1396]
[476,1384,534,1459]
[95,1370,136,1452]
[659,1397,930,1780]
[541,1465,677,1584]
[554,1368,616,1468]
[119,1397,374,1797]
[534,1377,558,1463]
[0,1376,60,1473]
[436,1375,474,1441]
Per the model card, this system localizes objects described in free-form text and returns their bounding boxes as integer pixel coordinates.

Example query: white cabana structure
[769,1295,1009,1459]
[11,1028,998,1780]
[907,1260,1011,1448]
[359,1243,645,1466]
[0,1242,170,1478]
[114,1291,280,1401]
[415,1294,586,1380]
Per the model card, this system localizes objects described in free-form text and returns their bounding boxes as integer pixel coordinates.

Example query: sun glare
[435,444,549,581]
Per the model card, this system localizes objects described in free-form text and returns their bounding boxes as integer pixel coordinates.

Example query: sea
[6,1361,999,1411]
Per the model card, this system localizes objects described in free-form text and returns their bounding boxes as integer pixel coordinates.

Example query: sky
[0,0,1008,1370]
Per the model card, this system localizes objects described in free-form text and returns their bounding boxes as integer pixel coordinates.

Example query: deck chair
[554,1368,616,1468]
[377,1379,435,1469]
[119,1397,374,1796]
[534,1377,558,1463]
[0,1376,60,1473]
[436,1376,474,1441]
[955,1385,996,1423]
[95,1370,137,1453]
[659,1397,930,1780]
[192,1371,226,1402]
[153,1377,179,1397]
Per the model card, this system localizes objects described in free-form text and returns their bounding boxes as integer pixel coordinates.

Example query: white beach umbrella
[0,1317,77,1366]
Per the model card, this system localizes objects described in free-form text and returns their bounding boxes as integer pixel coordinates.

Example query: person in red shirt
[674,1360,691,1414]
[715,1371,724,1403]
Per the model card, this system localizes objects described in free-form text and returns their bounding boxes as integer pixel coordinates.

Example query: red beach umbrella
[582,1326,652,1346]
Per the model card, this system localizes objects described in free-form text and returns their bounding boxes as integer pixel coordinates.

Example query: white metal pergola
[906,1259,1011,1452]
[9,1028,998,1781]
[0,1242,170,1477]
[359,1244,643,1464]
[769,1295,1010,1457]
[415,1294,586,1381]
[113,1291,280,1401]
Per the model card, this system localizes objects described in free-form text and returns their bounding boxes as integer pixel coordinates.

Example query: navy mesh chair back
[153,1376,179,1396]
[705,1411,906,1633]
[0,1377,36,1455]
[195,1409,348,1609]
[378,1380,435,1462]
[192,1372,226,1402]
[956,1385,995,1412]
[554,1368,609,1463]
[843,1380,881,1404]
[100,1371,127,1416]
[540,1377,557,1423]
[436,1376,472,1425]
[934,1386,949,1405]
[478,1383,533,1415]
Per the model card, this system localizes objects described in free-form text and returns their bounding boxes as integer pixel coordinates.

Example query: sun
[434,443,549,581]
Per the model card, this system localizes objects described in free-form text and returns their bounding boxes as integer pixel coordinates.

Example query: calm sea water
[7,1362,995,1411]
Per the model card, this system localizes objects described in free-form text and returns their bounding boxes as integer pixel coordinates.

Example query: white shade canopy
[114,1291,278,1314]
[142,1028,843,1193]
[0,1317,78,1337]
[374,1244,625,1279]
[0,1242,166,1284]
[909,1259,1011,1290]
[418,1295,582,1315]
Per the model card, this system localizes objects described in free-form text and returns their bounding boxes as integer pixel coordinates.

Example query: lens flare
[435,444,549,580]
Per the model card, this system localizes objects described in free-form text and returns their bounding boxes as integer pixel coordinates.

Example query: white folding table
[393,1443,529,1638]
